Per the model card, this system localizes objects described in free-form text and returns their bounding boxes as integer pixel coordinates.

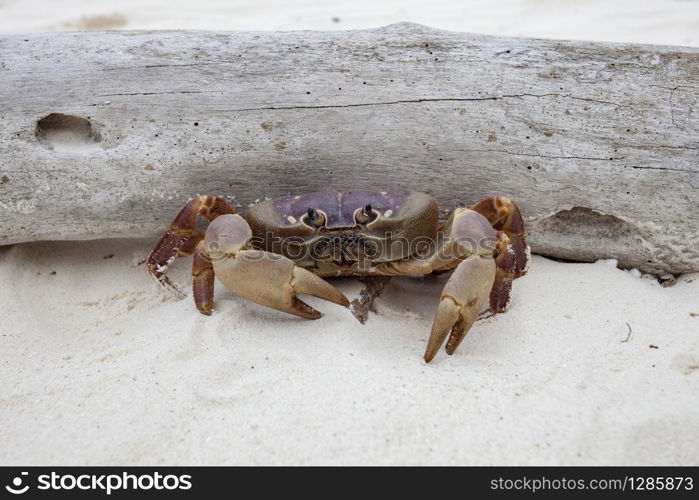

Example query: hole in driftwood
[35,113,101,152]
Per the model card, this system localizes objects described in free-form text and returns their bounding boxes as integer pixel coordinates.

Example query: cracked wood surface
[0,23,697,273]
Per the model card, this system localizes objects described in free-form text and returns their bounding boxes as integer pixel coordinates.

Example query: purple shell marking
[271,190,411,228]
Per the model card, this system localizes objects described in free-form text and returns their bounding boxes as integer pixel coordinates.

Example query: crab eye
[355,203,376,224]
[304,207,326,227]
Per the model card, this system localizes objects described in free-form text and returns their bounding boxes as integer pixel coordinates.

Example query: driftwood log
[0,23,697,274]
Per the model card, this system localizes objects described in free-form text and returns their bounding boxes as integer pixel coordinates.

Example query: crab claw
[424,208,498,362]
[205,214,349,319]
[424,256,495,362]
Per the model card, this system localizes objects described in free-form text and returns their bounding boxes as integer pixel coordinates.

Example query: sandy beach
[1,238,697,465]
[1,0,698,465]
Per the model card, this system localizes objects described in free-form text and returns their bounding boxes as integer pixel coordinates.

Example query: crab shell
[244,190,439,273]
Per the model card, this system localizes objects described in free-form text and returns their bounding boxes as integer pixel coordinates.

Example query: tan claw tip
[338,293,350,308]
[424,297,461,363]
[291,297,323,320]
[291,267,349,308]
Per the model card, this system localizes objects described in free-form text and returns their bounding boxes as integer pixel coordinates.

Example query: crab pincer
[204,214,349,318]
[423,209,498,363]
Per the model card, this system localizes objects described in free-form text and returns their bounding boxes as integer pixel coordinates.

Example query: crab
[147,191,528,362]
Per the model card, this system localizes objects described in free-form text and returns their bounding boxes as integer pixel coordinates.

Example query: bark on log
[0,23,697,274]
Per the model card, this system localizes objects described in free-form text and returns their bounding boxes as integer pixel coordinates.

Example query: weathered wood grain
[0,23,697,274]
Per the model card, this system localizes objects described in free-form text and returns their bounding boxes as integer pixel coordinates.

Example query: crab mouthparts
[312,233,377,267]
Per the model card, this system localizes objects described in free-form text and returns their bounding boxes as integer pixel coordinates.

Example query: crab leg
[147,195,235,295]
[350,276,392,324]
[470,196,528,273]
[489,231,519,313]
[191,239,215,314]
[470,196,529,313]
[204,214,349,319]
[178,231,205,256]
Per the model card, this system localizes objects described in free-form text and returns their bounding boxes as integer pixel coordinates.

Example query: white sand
[1,240,697,465]
[1,0,698,465]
